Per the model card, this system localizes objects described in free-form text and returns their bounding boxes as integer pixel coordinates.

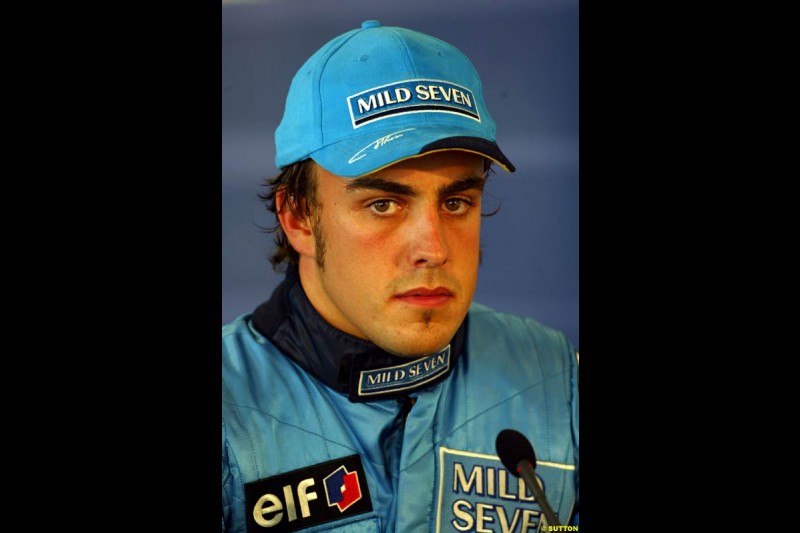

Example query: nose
[408,206,449,268]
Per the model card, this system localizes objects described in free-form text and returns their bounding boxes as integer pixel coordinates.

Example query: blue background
[222,0,579,347]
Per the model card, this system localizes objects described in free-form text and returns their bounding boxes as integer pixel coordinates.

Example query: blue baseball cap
[275,20,515,177]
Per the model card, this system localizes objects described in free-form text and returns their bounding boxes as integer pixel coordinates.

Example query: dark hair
[259,157,498,270]
[258,159,318,269]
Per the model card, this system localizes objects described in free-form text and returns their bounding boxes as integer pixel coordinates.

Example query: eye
[443,198,472,214]
[369,199,399,215]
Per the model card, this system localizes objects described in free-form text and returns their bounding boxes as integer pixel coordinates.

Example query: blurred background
[222,0,579,347]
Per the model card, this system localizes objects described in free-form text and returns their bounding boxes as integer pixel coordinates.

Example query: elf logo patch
[245,455,372,532]
[324,465,363,512]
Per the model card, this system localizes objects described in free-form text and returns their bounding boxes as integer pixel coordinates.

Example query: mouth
[393,287,454,308]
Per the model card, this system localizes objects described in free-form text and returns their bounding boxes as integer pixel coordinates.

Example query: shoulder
[466,302,577,378]
[222,314,261,373]
[221,313,313,408]
[468,302,573,353]
[222,313,254,342]
[222,313,280,401]
[222,313,271,364]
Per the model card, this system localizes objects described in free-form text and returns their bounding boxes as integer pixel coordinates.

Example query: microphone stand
[516,460,561,527]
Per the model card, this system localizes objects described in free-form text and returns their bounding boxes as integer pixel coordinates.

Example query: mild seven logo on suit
[358,346,451,396]
[347,79,481,128]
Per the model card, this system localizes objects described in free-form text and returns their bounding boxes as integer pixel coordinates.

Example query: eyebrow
[438,176,487,197]
[345,175,486,197]
[345,176,415,196]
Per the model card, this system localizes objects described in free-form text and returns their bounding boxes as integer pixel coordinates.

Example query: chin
[384,329,457,359]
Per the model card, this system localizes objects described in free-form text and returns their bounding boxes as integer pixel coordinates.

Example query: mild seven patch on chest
[435,447,550,533]
[347,79,481,128]
[357,345,451,397]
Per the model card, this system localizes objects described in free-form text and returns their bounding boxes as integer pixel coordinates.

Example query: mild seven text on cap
[347,79,481,129]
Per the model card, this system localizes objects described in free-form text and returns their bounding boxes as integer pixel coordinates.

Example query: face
[297,151,486,357]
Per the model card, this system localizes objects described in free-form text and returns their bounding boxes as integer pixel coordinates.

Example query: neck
[249,265,467,402]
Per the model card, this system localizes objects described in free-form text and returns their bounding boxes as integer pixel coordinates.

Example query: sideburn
[311,210,326,270]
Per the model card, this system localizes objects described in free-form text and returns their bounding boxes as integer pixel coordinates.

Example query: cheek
[326,211,400,260]
[452,219,481,254]
[322,214,398,288]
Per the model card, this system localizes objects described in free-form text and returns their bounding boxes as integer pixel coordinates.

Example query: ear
[276,189,316,259]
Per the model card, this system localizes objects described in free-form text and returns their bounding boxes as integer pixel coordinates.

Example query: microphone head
[495,428,537,476]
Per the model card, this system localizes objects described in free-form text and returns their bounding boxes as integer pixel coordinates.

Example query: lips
[395,287,453,297]
[393,287,454,307]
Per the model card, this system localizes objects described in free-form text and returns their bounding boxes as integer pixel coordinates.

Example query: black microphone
[495,428,561,527]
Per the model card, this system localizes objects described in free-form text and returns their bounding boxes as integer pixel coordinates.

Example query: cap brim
[309,125,515,177]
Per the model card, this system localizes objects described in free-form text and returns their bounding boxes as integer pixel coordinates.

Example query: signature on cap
[348,128,417,164]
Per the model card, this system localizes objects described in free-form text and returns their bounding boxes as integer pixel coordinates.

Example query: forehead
[372,150,486,178]
[317,150,487,187]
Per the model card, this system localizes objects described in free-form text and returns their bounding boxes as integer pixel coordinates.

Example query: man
[222,20,578,532]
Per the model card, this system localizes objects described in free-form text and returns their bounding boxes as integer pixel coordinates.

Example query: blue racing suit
[222,268,578,532]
